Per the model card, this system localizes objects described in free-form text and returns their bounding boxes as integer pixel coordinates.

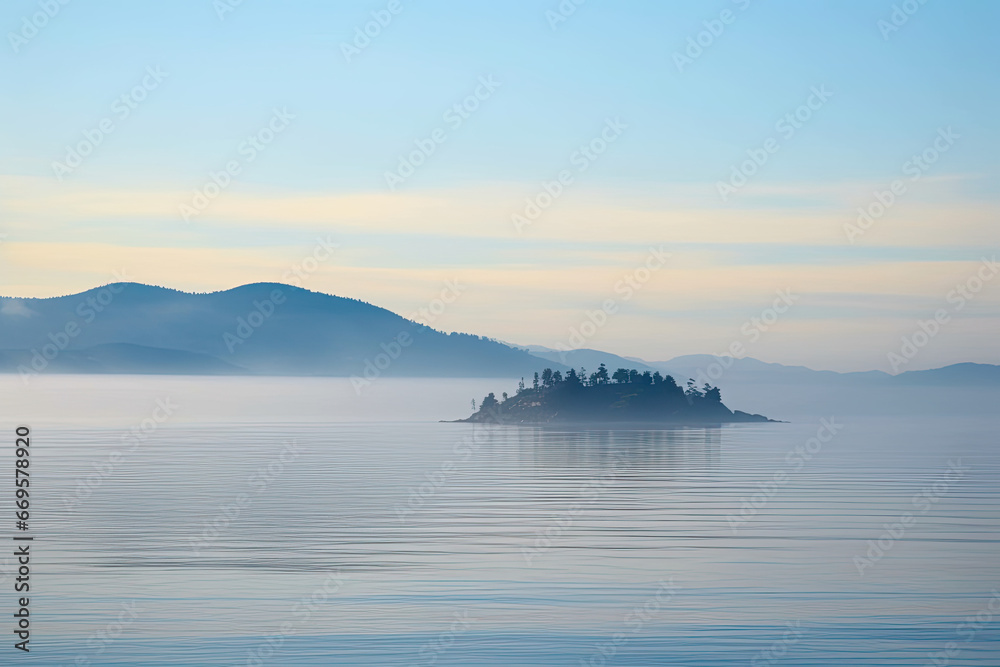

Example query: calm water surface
[1,375,998,665]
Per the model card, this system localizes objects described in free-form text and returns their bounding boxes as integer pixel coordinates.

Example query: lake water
[1,375,998,665]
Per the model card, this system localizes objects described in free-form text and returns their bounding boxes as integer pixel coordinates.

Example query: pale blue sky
[1,0,998,370]
[3,0,999,189]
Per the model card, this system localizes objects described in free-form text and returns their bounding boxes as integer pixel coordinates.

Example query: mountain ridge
[0,282,564,378]
[1,282,996,382]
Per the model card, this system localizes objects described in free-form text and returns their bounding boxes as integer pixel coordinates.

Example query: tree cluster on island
[463,363,771,425]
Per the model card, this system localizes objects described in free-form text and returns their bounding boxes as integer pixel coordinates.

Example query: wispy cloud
[2,176,996,249]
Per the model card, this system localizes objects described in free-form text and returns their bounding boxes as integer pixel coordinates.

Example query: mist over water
[1,375,998,665]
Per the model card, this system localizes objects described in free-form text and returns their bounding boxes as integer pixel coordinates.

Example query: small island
[459,364,775,425]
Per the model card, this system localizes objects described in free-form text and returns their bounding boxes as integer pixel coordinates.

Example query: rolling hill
[0,283,565,378]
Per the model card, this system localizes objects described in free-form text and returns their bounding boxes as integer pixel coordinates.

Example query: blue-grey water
[1,375,999,666]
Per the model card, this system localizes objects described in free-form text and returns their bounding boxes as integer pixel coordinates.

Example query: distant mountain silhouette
[519,349,1000,386]
[645,354,999,386]
[648,354,892,385]
[1,282,995,383]
[890,362,1000,385]
[0,283,566,378]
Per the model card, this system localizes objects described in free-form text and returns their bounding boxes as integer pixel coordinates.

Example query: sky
[1,0,998,372]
